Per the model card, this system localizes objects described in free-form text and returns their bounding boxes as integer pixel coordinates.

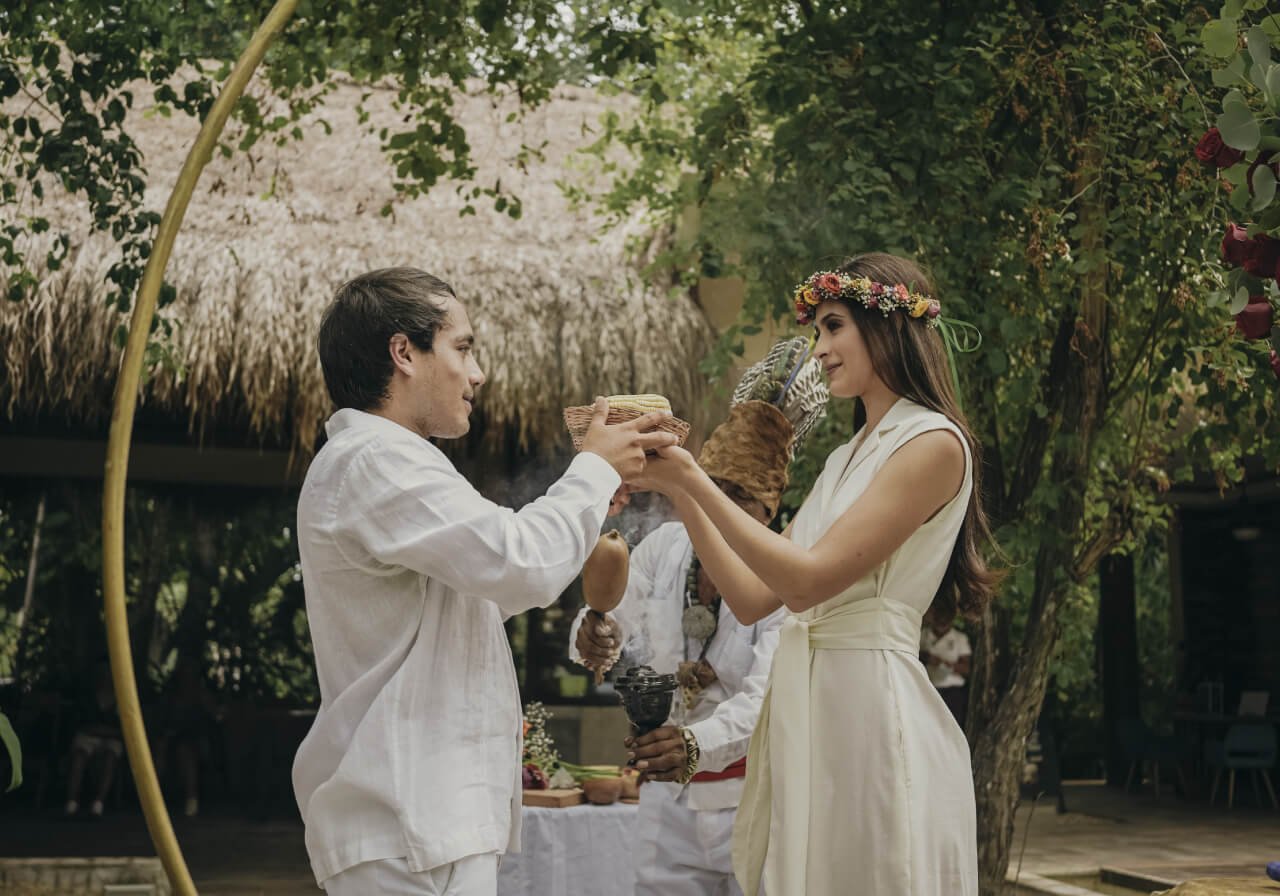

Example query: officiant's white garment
[293,409,619,889]
[733,398,979,896]
[569,523,785,896]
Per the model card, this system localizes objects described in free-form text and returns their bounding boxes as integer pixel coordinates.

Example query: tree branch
[1002,307,1075,518]
[1106,266,1175,407]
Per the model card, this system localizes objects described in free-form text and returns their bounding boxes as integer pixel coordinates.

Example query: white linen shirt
[570,521,784,810]
[920,626,972,689]
[293,409,619,885]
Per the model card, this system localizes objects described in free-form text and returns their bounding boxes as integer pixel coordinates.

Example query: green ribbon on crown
[937,317,983,408]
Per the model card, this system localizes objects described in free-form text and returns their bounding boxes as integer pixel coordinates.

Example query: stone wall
[0,857,169,895]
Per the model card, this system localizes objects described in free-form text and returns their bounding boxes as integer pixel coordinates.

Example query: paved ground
[0,809,314,895]
[2,781,1278,893]
[1011,781,1280,891]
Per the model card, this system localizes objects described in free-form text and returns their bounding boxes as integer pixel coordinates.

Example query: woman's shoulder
[889,401,966,446]
[880,402,970,474]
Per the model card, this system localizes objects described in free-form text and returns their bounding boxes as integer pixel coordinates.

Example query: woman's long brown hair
[834,252,1003,624]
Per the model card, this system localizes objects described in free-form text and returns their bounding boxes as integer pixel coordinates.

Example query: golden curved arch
[102,2,300,892]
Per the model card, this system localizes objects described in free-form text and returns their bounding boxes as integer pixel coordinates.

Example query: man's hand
[625,725,689,783]
[580,398,679,481]
[576,609,621,671]
[625,445,695,497]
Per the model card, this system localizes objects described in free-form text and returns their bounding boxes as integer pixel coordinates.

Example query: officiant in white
[571,339,827,896]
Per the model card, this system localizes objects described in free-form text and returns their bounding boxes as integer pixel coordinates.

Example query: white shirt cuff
[572,451,622,494]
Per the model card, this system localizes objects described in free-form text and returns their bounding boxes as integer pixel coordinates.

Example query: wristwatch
[677,727,701,785]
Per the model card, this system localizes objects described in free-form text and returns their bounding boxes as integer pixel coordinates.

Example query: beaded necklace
[681,555,720,662]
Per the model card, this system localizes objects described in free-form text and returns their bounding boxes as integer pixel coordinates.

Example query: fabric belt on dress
[691,756,747,783]
[731,596,923,896]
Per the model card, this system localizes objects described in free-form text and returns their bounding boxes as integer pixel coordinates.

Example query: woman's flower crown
[793,271,942,328]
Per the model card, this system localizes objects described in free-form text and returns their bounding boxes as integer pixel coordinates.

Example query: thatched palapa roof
[1,79,714,461]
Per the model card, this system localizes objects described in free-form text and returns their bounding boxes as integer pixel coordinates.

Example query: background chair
[1118,717,1191,798]
[1206,722,1277,810]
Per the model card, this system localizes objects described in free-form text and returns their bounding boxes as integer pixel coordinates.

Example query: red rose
[1235,300,1273,340]
[1195,128,1245,168]
[1222,224,1251,267]
[815,273,842,295]
[1243,234,1280,280]
[1270,350,1280,380]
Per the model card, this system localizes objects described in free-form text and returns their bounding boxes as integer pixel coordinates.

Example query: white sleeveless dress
[732,397,979,895]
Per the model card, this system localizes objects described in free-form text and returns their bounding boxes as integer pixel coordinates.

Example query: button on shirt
[293,409,619,885]
[570,522,784,810]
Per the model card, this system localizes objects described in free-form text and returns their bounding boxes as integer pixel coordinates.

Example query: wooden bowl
[581,776,624,805]
[619,769,641,800]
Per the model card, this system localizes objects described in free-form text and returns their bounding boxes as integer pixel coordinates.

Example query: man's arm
[682,605,786,773]
[337,438,619,617]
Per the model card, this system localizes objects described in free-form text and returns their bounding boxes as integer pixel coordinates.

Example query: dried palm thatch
[0,78,714,461]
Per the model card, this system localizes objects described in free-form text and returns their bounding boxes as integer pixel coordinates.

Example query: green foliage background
[3,0,1280,885]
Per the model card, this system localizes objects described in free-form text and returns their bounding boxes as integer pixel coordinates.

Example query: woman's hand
[626,444,696,496]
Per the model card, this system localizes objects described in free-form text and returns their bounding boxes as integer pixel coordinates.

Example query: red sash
[691,756,747,783]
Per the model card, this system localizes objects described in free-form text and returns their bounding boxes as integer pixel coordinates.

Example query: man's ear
[389,333,414,376]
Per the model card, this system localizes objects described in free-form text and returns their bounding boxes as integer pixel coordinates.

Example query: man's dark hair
[318,267,455,411]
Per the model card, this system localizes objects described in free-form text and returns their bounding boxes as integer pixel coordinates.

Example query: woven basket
[563,405,691,451]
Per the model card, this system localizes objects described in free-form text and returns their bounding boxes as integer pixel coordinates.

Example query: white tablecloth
[499,802,640,896]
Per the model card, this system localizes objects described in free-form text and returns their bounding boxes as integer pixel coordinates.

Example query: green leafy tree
[572,0,1279,888]
[1194,1,1280,372]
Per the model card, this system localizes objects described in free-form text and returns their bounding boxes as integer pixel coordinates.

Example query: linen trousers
[635,783,743,896]
[323,853,499,896]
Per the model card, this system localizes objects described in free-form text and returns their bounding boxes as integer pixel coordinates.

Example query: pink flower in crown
[815,273,842,296]
[866,295,880,309]
[894,284,911,302]
[869,282,885,296]
[927,301,942,319]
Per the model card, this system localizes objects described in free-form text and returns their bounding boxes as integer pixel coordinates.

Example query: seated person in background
[154,656,219,817]
[64,658,124,817]
[920,611,972,729]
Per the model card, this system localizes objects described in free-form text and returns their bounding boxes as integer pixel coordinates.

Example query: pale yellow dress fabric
[732,397,979,896]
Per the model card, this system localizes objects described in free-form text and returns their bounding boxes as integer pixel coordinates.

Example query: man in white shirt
[920,616,972,729]
[571,400,795,896]
[292,267,677,895]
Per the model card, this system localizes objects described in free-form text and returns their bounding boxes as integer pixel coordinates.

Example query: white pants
[635,784,743,896]
[323,854,499,896]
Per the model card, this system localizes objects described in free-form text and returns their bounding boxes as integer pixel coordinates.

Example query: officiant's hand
[576,610,621,670]
[606,485,632,517]
[625,725,689,783]
[581,397,678,481]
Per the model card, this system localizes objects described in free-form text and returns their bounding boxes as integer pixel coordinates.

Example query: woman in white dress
[631,253,1001,895]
